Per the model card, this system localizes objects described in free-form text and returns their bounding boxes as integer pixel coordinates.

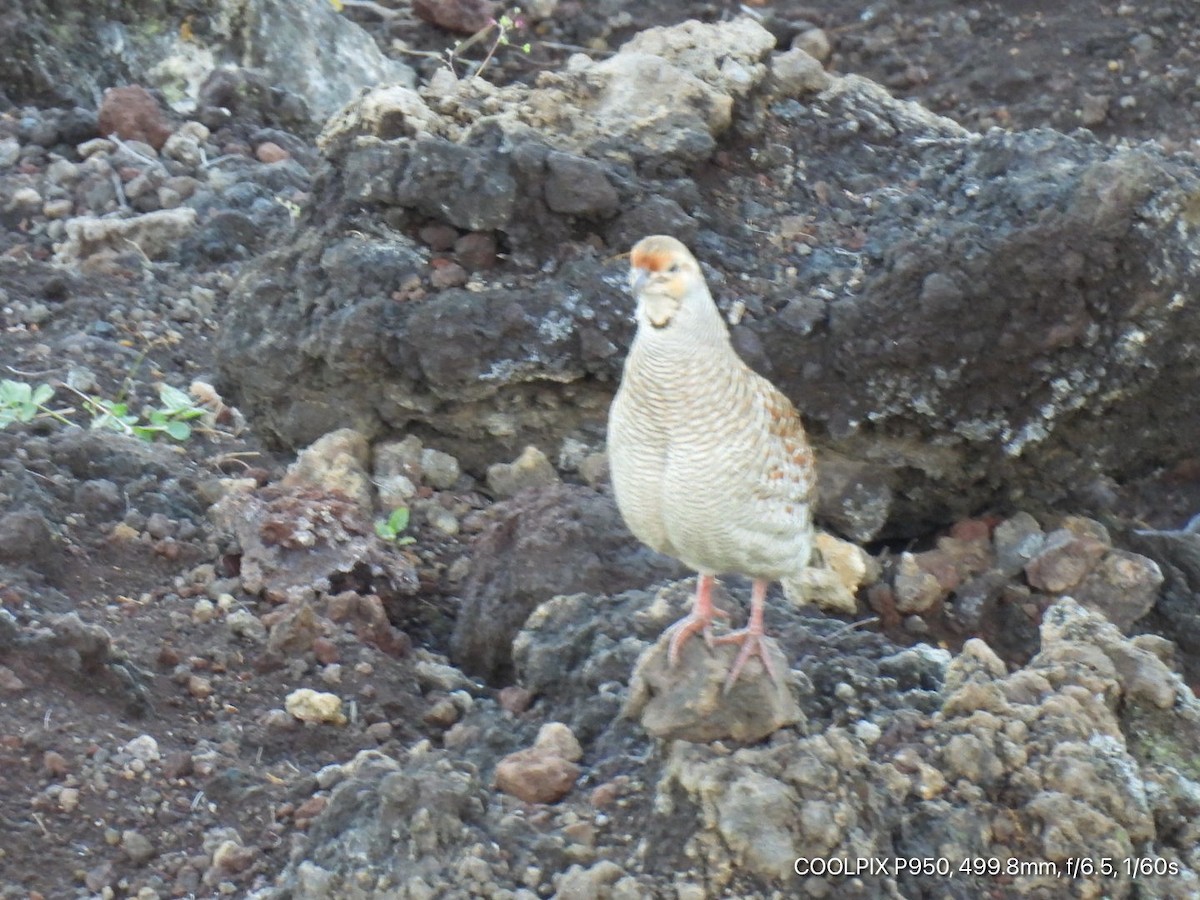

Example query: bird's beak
[629,268,648,295]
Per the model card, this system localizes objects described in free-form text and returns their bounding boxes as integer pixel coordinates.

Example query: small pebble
[426,505,460,536]
[121,829,156,864]
[187,674,214,699]
[43,198,74,219]
[420,448,461,490]
[499,685,534,714]
[365,721,393,742]
[430,260,469,289]
[255,141,289,164]
[58,787,81,812]
[43,750,69,776]
[285,688,347,725]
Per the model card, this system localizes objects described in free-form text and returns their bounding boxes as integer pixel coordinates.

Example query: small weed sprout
[437,8,531,80]
[0,379,72,427]
[141,383,207,441]
[88,386,206,442]
[275,195,302,224]
[0,378,211,443]
[475,11,532,78]
[375,506,416,544]
[86,397,141,436]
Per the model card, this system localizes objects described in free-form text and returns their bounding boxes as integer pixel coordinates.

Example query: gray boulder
[216,18,1200,539]
[0,0,413,129]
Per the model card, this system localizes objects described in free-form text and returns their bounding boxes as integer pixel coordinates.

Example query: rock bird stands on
[607,235,817,690]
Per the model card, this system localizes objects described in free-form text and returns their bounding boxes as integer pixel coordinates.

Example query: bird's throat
[642,294,676,328]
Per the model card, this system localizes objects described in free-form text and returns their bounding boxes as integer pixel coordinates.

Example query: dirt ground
[3,1,1200,897]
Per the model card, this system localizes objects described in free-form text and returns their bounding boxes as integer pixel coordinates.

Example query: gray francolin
[607,235,816,690]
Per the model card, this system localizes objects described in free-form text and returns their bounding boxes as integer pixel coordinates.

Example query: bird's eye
[667,263,681,274]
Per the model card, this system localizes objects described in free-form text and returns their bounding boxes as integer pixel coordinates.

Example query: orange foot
[665,607,730,666]
[665,573,728,666]
[713,628,779,691]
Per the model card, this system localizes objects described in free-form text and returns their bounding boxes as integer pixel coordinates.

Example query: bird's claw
[665,607,729,666]
[712,628,780,692]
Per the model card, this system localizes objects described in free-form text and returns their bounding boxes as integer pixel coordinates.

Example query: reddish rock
[97,86,172,150]
[419,223,459,251]
[934,530,994,578]
[412,0,496,34]
[325,592,410,657]
[866,582,902,629]
[454,232,497,270]
[429,259,469,289]
[162,751,194,779]
[1024,528,1108,593]
[1073,550,1163,631]
[494,747,579,803]
[312,636,340,665]
[917,548,964,593]
[589,776,629,808]
[255,141,289,164]
[42,750,69,777]
[948,518,993,543]
[498,685,533,714]
[294,795,328,821]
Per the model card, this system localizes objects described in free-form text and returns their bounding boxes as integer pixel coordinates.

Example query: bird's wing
[748,372,817,510]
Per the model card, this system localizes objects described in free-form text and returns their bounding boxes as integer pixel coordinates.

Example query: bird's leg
[666,574,729,666]
[713,578,780,691]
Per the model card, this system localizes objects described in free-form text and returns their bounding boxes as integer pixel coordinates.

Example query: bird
[607,235,817,690]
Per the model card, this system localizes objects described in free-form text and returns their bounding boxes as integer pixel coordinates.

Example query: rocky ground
[3,1,1200,898]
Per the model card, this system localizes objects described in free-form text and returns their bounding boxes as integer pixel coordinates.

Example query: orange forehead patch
[630,247,675,273]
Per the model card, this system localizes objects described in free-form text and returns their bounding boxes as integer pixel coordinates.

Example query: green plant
[0,379,59,426]
[275,195,303,224]
[147,383,206,440]
[375,506,416,544]
[87,397,141,435]
[433,8,530,80]
[85,383,206,442]
[473,11,532,78]
[1,373,221,444]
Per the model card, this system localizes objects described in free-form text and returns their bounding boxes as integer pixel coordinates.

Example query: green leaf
[375,507,412,542]
[147,410,168,426]
[387,507,411,532]
[131,425,157,442]
[31,383,55,406]
[157,383,193,411]
[164,420,191,441]
[3,381,31,405]
[91,400,137,432]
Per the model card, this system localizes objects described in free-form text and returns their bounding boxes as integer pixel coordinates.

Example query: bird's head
[628,235,720,334]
